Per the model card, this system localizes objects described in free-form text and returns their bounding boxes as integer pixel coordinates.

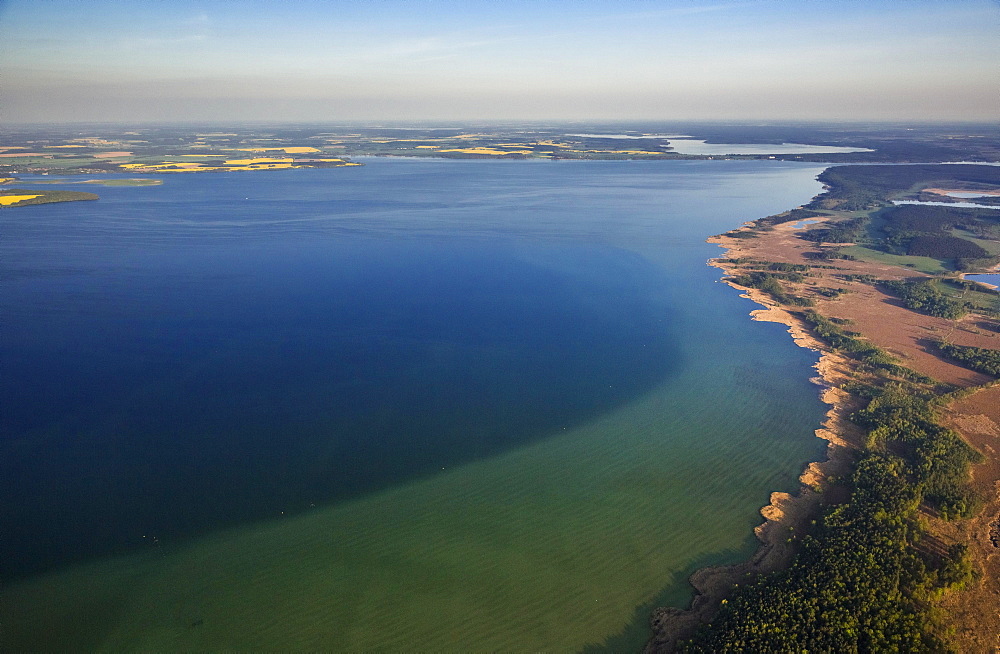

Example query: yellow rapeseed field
[223,157,294,165]
[560,149,665,155]
[438,148,533,156]
[232,147,320,154]
[118,157,354,173]
[121,162,210,171]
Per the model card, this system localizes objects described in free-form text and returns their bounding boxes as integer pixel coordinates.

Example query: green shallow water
[2,160,829,651]
[8,384,820,651]
[6,323,825,652]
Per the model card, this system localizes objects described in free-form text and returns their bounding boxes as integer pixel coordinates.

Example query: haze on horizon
[1,0,998,125]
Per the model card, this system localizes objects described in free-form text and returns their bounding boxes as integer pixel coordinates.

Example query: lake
[1,159,829,651]
[894,200,1000,210]
[665,139,873,155]
[965,273,1000,289]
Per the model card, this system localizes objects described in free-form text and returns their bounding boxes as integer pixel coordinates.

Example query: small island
[0,188,99,207]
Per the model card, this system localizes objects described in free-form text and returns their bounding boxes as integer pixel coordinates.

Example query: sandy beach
[647,211,1000,652]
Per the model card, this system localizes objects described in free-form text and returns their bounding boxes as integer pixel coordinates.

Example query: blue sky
[1,0,997,123]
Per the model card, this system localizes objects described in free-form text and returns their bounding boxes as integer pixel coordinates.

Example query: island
[647,164,1000,652]
[0,187,98,207]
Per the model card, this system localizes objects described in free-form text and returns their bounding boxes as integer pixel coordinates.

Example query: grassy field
[938,277,1000,312]
[838,245,949,274]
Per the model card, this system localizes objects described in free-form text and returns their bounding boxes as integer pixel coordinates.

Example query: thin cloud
[586,1,757,23]
[119,11,213,50]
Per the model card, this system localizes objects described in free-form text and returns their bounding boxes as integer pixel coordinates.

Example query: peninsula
[649,164,1000,652]
[0,187,98,207]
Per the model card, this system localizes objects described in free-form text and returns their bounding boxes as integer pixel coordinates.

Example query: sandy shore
[644,232,861,652]
[647,215,1000,652]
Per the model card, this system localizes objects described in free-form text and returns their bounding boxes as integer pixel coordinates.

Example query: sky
[1,0,998,124]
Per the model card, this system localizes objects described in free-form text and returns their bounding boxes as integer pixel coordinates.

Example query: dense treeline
[875,205,998,267]
[851,383,982,518]
[683,455,963,652]
[881,279,968,320]
[937,342,1000,377]
[794,200,1000,271]
[682,355,980,652]
[767,262,810,272]
[810,165,1000,212]
[718,259,808,273]
[906,235,990,260]
[880,204,991,236]
[800,215,869,244]
[727,271,813,306]
[803,310,882,358]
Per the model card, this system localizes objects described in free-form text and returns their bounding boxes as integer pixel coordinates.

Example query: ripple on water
[1,161,829,651]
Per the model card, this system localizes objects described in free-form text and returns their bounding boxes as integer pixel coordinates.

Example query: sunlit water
[666,139,872,155]
[2,159,828,651]
[894,200,1000,210]
[965,273,1000,288]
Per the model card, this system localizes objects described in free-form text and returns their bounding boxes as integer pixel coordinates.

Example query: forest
[936,342,1000,377]
[681,325,981,652]
[881,279,970,320]
[809,165,1000,212]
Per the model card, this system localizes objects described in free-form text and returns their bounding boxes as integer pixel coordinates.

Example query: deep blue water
[1,160,826,580]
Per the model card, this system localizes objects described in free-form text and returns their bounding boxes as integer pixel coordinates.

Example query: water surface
[666,139,872,155]
[965,273,1000,288]
[2,159,829,651]
[894,199,1000,210]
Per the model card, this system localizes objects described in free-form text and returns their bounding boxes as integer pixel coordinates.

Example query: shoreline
[648,166,1000,649]
[644,232,861,652]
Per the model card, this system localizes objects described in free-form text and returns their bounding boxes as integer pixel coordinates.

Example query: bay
[965,273,1000,288]
[2,159,829,651]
